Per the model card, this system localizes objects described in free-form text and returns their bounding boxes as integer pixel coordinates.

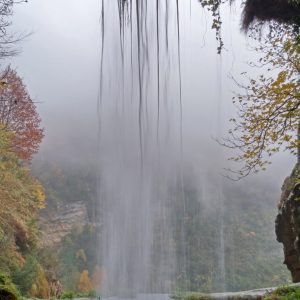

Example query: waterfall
[97,0,227,296]
[98,1,184,295]
[215,52,226,293]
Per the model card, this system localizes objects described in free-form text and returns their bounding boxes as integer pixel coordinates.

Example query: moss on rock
[263,286,300,299]
[0,272,21,300]
[276,163,300,282]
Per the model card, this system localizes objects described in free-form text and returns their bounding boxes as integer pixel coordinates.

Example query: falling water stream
[97,0,227,297]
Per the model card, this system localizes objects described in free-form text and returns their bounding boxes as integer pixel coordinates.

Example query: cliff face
[276,164,300,282]
[39,201,89,248]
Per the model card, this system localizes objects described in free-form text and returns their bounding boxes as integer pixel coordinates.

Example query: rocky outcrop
[172,284,300,300]
[241,0,300,31]
[276,163,300,282]
[197,283,300,299]
[39,201,89,247]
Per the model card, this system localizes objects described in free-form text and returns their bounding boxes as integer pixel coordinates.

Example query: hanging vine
[198,0,300,52]
[198,0,225,53]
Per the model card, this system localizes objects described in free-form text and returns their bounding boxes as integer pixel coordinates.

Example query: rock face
[39,201,89,247]
[276,163,300,282]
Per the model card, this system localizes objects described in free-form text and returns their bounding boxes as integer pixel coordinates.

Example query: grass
[61,289,100,299]
[263,286,300,300]
[171,292,212,300]
[171,286,300,300]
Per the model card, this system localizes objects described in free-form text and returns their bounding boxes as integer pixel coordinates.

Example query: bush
[171,292,211,300]
[264,286,300,300]
[12,255,38,295]
[61,290,75,299]
[61,289,100,299]
[0,272,21,300]
[88,289,100,297]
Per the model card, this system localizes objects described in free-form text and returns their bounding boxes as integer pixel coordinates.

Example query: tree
[0,126,45,228]
[0,0,28,60]
[29,265,49,299]
[78,270,92,293]
[221,26,300,179]
[217,24,300,281]
[0,68,44,160]
[0,126,45,275]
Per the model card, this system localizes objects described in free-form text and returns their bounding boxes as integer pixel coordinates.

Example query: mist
[8,0,296,296]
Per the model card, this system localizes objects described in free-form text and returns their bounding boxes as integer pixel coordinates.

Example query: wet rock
[275,163,300,282]
[171,284,300,299]
[39,201,89,247]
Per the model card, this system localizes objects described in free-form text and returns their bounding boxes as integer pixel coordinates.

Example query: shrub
[0,272,21,300]
[61,290,75,299]
[264,285,300,300]
[78,270,92,293]
[88,289,99,297]
[12,255,38,295]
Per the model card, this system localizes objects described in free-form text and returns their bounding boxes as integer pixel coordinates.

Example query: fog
[9,0,296,295]
[10,1,294,180]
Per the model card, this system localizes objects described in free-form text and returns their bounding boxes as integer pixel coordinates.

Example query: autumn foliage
[29,266,49,299]
[77,267,103,293]
[0,126,45,268]
[222,27,300,178]
[0,68,44,160]
[0,70,45,295]
[78,270,92,293]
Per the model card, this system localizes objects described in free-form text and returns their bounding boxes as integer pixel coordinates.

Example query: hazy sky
[9,1,100,162]
[8,0,295,189]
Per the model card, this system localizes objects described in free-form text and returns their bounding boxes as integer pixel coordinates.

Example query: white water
[97,0,229,296]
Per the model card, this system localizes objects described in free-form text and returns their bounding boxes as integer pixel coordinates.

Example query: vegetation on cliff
[30,161,101,293]
[0,272,21,300]
[170,176,289,292]
[264,285,300,299]
[0,4,47,297]
[32,158,290,293]
[0,69,45,269]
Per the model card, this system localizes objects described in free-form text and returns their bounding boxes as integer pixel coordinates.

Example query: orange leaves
[0,67,44,160]
[78,270,93,293]
[77,267,104,293]
[0,128,45,263]
[29,266,49,299]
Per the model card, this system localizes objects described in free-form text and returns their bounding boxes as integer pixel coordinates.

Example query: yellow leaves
[224,32,300,178]
[32,182,45,209]
[29,265,49,299]
[29,283,38,297]
[0,126,45,260]
[78,270,93,293]
[283,135,292,142]
[271,132,278,142]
